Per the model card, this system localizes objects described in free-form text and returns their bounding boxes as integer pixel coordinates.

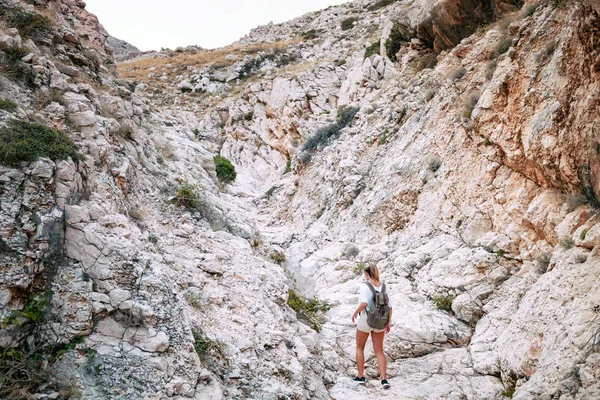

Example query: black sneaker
[353,376,366,386]
[381,379,391,389]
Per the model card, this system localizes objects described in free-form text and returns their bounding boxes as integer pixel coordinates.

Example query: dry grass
[117,40,300,82]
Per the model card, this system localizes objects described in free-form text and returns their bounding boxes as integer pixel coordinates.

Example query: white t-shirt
[359,282,393,312]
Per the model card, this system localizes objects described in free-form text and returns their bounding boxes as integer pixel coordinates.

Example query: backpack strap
[380,283,386,294]
[364,282,376,294]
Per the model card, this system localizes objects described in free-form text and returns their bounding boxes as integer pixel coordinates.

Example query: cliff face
[1,0,600,399]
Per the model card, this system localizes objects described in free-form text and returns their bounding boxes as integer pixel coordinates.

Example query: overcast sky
[85,0,349,51]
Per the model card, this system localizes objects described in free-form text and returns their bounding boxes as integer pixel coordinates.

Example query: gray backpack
[365,282,390,329]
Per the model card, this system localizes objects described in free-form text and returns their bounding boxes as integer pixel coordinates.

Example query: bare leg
[371,330,387,380]
[355,329,369,377]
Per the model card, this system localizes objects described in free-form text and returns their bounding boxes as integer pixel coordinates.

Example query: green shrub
[341,17,358,30]
[581,228,590,240]
[287,289,333,332]
[192,330,229,373]
[367,0,398,11]
[432,295,455,312]
[300,106,360,160]
[0,120,81,167]
[0,5,52,39]
[243,111,254,121]
[385,26,407,62]
[365,40,381,58]
[489,37,513,59]
[214,155,236,183]
[173,181,201,209]
[0,99,18,112]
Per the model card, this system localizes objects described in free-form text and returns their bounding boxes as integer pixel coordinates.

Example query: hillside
[1,0,600,399]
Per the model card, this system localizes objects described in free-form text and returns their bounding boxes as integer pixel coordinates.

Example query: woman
[351,264,392,389]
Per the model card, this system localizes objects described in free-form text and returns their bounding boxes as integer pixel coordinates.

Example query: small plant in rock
[192,330,229,373]
[0,120,81,167]
[489,37,513,60]
[243,111,254,121]
[485,60,498,81]
[173,180,201,209]
[300,106,360,161]
[535,252,551,273]
[0,98,18,112]
[424,88,437,102]
[385,26,406,62]
[426,155,442,173]
[559,236,574,250]
[415,54,437,71]
[192,128,200,135]
[501,385,516,398]
[432,295,455,312]
[35,88,66,108]
[148,233,159,244]
[580,228,590,241]
[521,2,539,18]
[352,262,366,275]
[463,93,480,119]
[214,155,237,183]
[302,29,319,40]
[365,40,381,58]
[287,289,333,333]
[283,158,291,174]
[341,17,358,30]
[3,45,29,63]
[269,250,286,265]
[448,66,466,82]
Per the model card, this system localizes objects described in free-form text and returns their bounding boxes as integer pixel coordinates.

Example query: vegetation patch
[1,46,35,87]
[432,294,455,312]
[173,180,201,209]
[287,289,333,333]
[299,106,360,162]
[462,93,480,119]
[341,17,358,31]
[192,330,229,373]
[365,40,381,58]
[385,26,407,62]
[501,385,516,398]
[269,250,286,264]
[1,293,92,398]
[0,4,52,40]
[0,99,18,112]
[301,29,320,40]
[367,0,399,11]
[489,37,513,59]
[214,155,237,183]
[415,54,438,71]
[0,120,81,167]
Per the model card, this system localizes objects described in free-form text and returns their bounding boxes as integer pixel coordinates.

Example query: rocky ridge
[1,0,600,399]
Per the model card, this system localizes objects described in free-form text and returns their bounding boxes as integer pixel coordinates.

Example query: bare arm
[352,302,368,323]
[386,307,393,334]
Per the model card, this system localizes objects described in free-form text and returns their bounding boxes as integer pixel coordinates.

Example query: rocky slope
[1,0,600,399]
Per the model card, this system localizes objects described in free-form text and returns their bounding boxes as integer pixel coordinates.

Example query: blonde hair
[364,263,380,281]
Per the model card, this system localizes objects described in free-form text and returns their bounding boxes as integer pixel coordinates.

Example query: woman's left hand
[385,325,391,334]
